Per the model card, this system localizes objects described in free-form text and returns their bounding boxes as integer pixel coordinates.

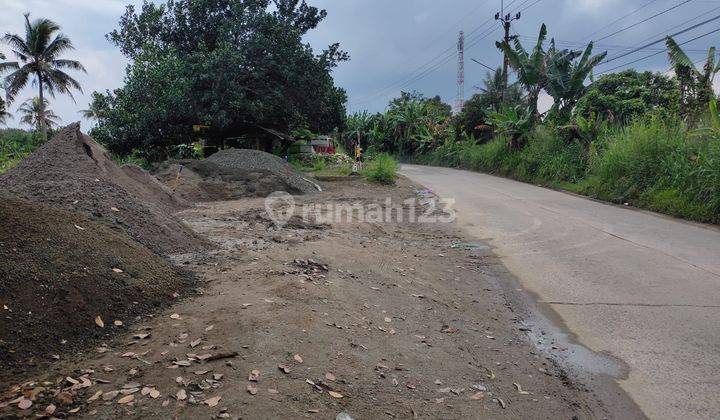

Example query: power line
[598,13,720,65]
[598,26,720,75]
[581,0,662,41]
[349,0,535,108]
[595,0,695,42]
[348,0,520,107]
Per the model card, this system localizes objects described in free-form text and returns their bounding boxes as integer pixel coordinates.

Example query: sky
[1,0,719,129]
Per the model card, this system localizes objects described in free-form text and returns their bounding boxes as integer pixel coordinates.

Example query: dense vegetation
[343,25,720,224]
[88,0,348,160]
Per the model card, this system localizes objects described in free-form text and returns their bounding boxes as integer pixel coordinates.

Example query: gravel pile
[0,123,207,256]
[0,196,191,379]
[206,149,318,194]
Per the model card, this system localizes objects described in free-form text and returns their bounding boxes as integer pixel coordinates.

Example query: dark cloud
[1,0,717,126]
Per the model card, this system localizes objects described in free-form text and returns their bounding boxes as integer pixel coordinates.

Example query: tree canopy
[92,0,349,157]
[1,14,85,139]
[574,70,678,122]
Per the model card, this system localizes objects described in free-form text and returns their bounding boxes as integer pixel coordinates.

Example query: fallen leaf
[17,399,32,410]
[133,333,151,340]
[497,398,506,409]
[190,339,201,348]
[513,382,529,394]
[308,408,320,413]
[293,354,304,364]
[112,268,124,273]
[141,387,152,396]
[45,404,56,414]
[248,369,260,381]
[170,313,181,319]
[121,352,135,358]
[213,373,223,380]
[69,407,81,413]
[117,395,134,404]
[278,364,290,374]
[101,391,119,401]
[325,372,336,381]
[205,325,214,332]
[114,320,123,326]
[247,384,258,395]
[74,224,85,231]
[87,390,103,402]
[95,316,105,328]
[176,389,187,401]
[173,360,191,367]
[406,382,416,390]
[111,207,120,212]
[328,391,343,399]
[149,389,160,399]
[384,317,392,323]
[203,396,221,407]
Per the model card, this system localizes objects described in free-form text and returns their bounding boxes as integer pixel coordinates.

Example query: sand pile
[206,149,318,194]
[0,196,192,378]
[0,124,207,255]
[155,159,313,202]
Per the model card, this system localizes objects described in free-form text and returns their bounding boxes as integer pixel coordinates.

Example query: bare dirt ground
[1,177,622,419]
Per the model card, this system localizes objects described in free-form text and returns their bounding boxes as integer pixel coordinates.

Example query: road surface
[401,164,720,420]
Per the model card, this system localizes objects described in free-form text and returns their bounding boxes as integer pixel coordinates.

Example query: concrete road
[401,164,720,420]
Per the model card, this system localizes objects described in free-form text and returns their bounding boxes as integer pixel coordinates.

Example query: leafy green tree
[574,70,678,122]
[487,105,533,149]
[666,37,719,119]
[92,0,348,158]
[455,68,524,140]
[1,14,85,139]
[496,24,548,119]
[545,40,606,120]
[17,97,61,131]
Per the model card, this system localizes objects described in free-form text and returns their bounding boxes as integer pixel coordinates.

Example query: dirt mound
[0,196,193,380]
[206,149,318,194]
[155,159,312,202]
[0,124,206,255]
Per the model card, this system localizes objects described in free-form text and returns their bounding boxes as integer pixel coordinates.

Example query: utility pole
[495,0,521,102]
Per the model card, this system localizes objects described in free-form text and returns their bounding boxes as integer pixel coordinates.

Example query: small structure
[310,135,336,155]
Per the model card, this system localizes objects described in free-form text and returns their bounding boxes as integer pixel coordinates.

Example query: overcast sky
[1,0,719,128]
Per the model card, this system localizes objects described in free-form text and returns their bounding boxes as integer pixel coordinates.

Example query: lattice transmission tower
[455,30,465,113]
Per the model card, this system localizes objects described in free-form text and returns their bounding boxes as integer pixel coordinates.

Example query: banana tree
[692,99,720,138]
[545,40,607,121]
[666,37,719,118]
[496,24,548,120]
[488,105,533,149]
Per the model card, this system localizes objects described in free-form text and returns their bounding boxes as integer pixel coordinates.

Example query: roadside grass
[363,153,399,185]
[422,119,720,224]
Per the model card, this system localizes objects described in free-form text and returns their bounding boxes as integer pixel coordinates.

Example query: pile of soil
[0,124,206,256]
[206,149,318,194]
[155,159,312,202]
[0,196,192,379]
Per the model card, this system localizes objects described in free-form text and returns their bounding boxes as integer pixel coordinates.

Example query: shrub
[364,153,398,185]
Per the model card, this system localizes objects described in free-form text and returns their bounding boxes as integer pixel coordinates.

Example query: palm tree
[666,37,719,117]
[545,40,607,119]
[0,52,15,126]
[496,24,548,120]
[2,13,85,139]
[17,97,61,132]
